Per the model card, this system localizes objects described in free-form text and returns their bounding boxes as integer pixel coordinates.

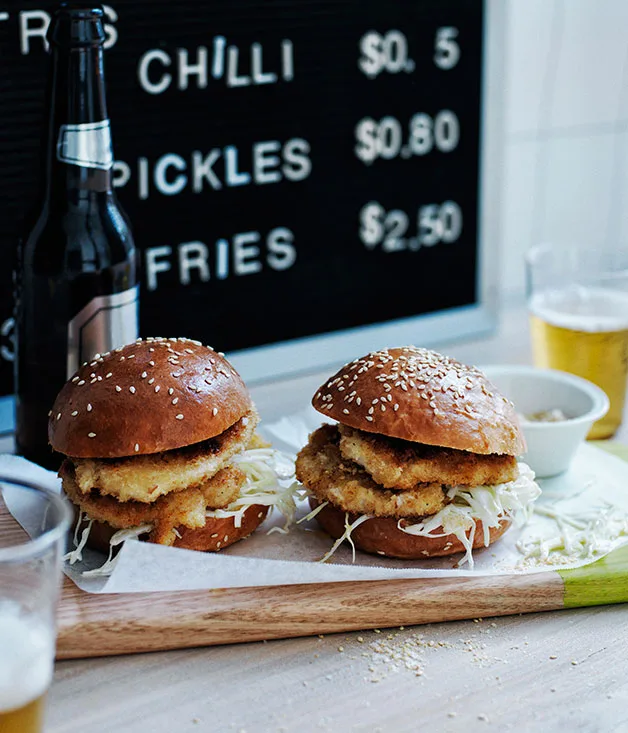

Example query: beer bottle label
[67,285,139,377]
[56,120,113,170]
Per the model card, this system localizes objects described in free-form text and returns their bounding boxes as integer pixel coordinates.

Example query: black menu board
[0,0,501,429]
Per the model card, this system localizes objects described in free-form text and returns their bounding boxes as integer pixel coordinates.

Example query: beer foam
[0,601,54,712]
[530,287,628,333]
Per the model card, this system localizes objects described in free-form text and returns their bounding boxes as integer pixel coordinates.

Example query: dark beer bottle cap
[47,5,106,48]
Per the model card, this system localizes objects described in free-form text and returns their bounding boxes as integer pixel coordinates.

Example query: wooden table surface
[46,310,628,733]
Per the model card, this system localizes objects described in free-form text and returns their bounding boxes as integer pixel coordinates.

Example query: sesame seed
[368,406,374,415]
[120,356,125,361]
[212,407,218,416]
[78,380,85,386]
[366,415,374,422]
[90,378,97,384]
[172,397,178,405]
[105,372,112,379]
[71,410,78,416]
[148,378,155,384]
[211,533,218,538]
[129,386,136,394]
[134,443,139,452]
[115,385,122,392]
[176,414,184,420]
[394,404,399,411]
[155,386,161,393]
[56,412,62,421]
[71,376,79,383]
[87,403,92,412]
[141,371,148,379]
[149,361,155,367]
[128,354,135,359]
[168,388,174,395]
[88,432,96,438]
[343,408,350,414]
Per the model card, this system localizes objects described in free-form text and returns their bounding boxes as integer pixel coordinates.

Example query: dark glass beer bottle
[15,6,138,469]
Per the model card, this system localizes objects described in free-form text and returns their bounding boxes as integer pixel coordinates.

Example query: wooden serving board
[53,544,628,659]
[2,444,628,660]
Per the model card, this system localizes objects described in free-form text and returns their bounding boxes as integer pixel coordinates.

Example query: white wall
[501,0,628,303]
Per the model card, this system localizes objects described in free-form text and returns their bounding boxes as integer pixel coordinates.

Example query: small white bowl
[480,365,609,478]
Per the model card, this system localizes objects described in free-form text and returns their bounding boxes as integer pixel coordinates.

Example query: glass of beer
[527,244,628,439]
[0,477,72,733]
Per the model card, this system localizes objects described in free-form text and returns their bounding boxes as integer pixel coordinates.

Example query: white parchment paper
[2,406,628,594]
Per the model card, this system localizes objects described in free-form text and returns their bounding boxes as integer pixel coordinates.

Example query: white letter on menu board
[234,232,262,275]
[154,154,187,196]
[138,49,172,95]
[178,47,208,90]
[20,10,50,54]
[179,242,211,284]
[146,246,172,291]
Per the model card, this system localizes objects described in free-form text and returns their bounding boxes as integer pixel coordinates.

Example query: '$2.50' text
[359,201,463,252]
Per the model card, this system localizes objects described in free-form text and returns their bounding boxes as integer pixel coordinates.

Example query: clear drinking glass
[526,244,628,439]
[0,478,72,733]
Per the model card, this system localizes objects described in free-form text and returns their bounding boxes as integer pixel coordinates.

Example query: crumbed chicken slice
[296,425,448,518]
[338,424,518,490]
[71,409,258,503]
[61,460,246,546]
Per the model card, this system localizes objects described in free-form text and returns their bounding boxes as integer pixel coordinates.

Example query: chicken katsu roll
[296,347,540,566]
[50,338,288,560]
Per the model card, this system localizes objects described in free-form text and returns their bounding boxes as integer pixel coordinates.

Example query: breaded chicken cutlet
[296,347,540,565]
[337,423,518,489]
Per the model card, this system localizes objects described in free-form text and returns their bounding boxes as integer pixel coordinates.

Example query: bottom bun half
[74,504,270,554]
[310,498,511,560]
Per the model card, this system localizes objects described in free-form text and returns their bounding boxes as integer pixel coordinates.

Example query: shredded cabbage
[297,500,329,525]
[516,503,628,566]
[64,511,94,565]
[320,513,372,563]
[81,524,152,578]
[208,449,302,533]
[303,464,540,566]
[399,463,540,567]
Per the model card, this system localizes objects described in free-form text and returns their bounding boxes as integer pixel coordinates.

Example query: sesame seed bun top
[48,338,252,458]
[312,346,526,456]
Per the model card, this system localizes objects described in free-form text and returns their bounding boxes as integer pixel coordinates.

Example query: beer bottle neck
[45,43,113,197]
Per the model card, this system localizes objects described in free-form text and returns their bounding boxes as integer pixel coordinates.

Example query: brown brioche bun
[312,346,526,456]
[311,498,511,560]
[75,504,270,554]
[48,337,251,458]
